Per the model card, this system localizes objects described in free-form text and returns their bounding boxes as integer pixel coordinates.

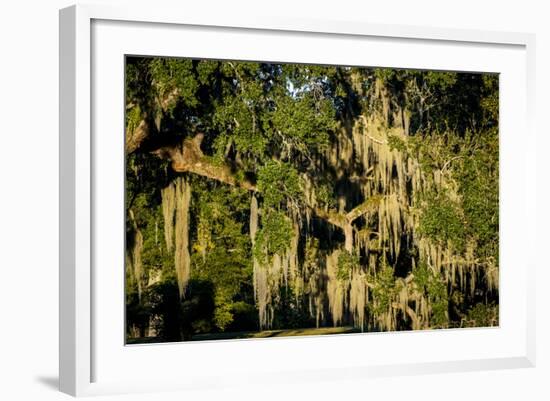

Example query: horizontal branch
[126,91,384,232]
[135,129,383,234]
[345,195,382,223]
[126,87,181,154]
[311,207,347,229]
[152,133,256,191]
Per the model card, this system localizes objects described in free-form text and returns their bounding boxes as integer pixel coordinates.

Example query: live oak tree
[125,57,499,341]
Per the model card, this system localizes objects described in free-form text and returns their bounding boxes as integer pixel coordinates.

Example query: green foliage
[126,104,142,133]
[125,58,153,107]
[315,182,336,208]
[125,151,170,213]
[464,302,499,327]
[370,264,397,315]
[387,134,408,153]
[374,68,398,84]
[257,160,302,209]
[424,71,457,90]
[269,94,334,148]
[213,294,235,331]
[213,93,268,157]
[455,129,499,262]
[417,190,466,251]
[196,60,219,85]
[481,75,499,123]
[252,161,303,264]
[149,58,199,110]
[190,181,252,332]
[412,127,498,263]
[124,56,499,339]
[413,263,449,327]
[372,68,493,134]
[253,210,293,261]
[336,252,360,281]
[126,191,172,284]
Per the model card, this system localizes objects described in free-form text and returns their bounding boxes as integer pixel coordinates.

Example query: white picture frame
[59,4,536,397]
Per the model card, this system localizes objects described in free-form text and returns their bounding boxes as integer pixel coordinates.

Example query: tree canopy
[125,57,499,342]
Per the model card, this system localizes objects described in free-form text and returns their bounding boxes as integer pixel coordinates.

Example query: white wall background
[0,1,547,400]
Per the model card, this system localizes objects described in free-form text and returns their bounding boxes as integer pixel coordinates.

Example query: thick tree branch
[392,302,421,329]
[126,117,151,154]
[345,195,382,223]
[126,90,382,233]
[311,207,347,229]
[126,87,181,154]
[134,127,383,237]
[152,134,256,191]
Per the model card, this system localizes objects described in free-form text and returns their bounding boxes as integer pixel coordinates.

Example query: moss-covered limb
[126,115,152,154]
[312,196,384,234]
[125,85,182,154]
[154,134,257,192]
[151,132,384,238]
[391,302,420,329]
[345,195,383,223]
[311,206,347,229]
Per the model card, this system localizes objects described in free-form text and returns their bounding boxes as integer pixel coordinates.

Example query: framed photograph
[59,4,536,396]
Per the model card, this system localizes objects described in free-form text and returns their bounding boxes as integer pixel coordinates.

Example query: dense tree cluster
[125,57,498,342]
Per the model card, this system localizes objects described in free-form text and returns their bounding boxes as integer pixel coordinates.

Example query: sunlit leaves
[337,252,360,281]
[464,302,498,327]
[257,160,302,209]
[125,56,500,336]
[413,263,449,327]
[269,94,334,149]
[253,210,293,261]
[424,71,457,90]
[196,60,219,85]
[455,129,499,262]
[149,58,199,110]
[189,182,252,332]
[481,75,499,125]
[418,190,466,251]
[369,264,397,315]
[126,104,142,134]
[212,95,267,157]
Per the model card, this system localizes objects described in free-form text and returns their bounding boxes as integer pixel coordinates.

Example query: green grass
[127,326,361,344]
